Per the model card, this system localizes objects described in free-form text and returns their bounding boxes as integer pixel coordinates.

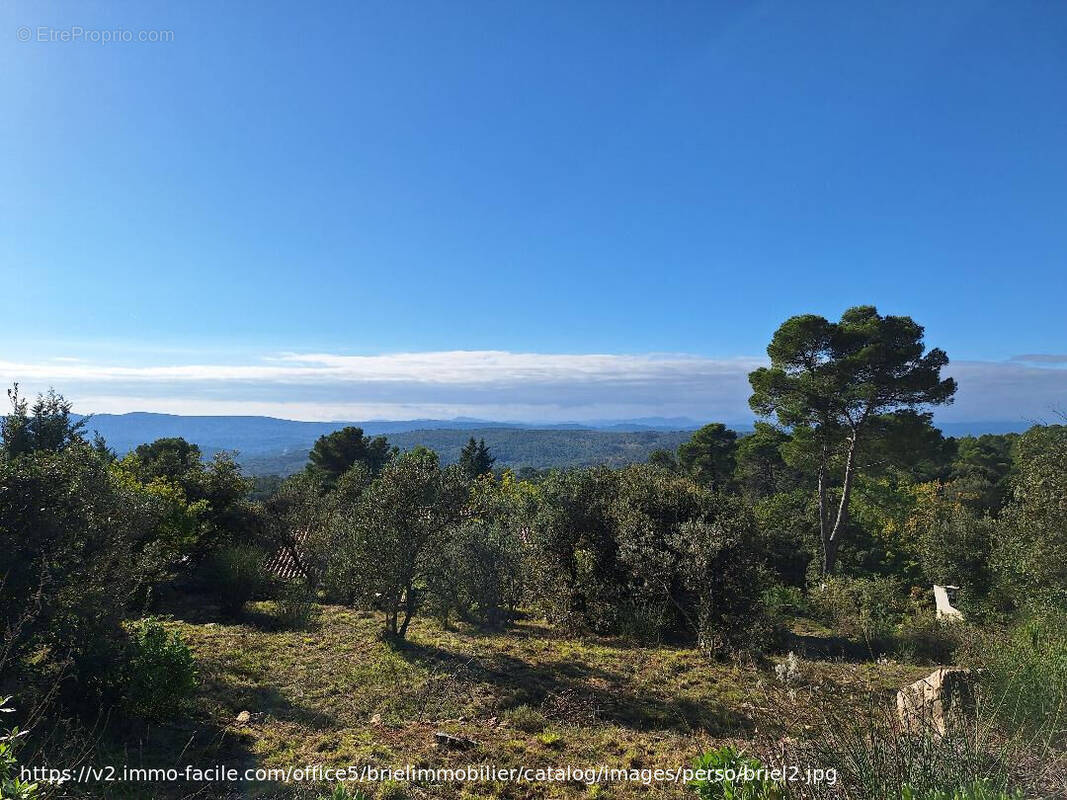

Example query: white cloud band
[0,351,1063,423]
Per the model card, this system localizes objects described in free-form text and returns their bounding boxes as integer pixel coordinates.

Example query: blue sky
[2,1,1065,422]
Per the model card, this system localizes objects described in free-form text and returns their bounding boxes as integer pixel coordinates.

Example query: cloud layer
[0,350,1064,423]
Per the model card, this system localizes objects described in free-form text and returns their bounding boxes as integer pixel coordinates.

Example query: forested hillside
[239,427,695,475]
[78,414,1032,477]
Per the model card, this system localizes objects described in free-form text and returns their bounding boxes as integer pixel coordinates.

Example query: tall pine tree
[458,436,496,478]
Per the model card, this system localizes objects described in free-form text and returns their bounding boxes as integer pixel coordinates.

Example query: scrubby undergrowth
[55,600,934,799]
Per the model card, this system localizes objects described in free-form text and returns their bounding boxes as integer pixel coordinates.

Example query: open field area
[114,601,929,799]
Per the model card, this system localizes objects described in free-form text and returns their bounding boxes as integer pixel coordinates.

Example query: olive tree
[329,448,466,639]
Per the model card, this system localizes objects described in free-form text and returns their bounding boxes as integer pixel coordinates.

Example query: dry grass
[91,602,932,799]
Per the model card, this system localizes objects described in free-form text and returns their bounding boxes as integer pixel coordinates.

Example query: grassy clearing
[106,601,931,799]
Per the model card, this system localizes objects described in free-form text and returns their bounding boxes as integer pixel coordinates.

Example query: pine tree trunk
[823,437,858,575]
[818,465,831,575]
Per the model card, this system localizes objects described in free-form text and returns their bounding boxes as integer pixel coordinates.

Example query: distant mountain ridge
[74,412,1034,475]
[74,413,714,474]
[75,412,709,454]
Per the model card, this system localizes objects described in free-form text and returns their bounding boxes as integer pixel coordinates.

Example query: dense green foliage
[202,543,271,616]
[523,465,768,651]
[307,425,395,485]
[0,388,259,715]
[690,746,782,799]
[125,618,198,721]
[458,435,496,478]
[749,306,956,574]
[434,519,522,627]
[959,608,1067,742]
[119,435,258,556]
[989,425,1067,611]
[678,423,738,491]
[0,446,166,704]
[323,449,468,637]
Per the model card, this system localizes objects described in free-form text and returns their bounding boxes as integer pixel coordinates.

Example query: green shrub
[614,468,769,652]
[0,696,38,800]
[524,462,768,652]
[988,426,1067,612]
[426,519,524,629]
[895,614,961,664]
[959,607,1067,742]
[202,544,269,616]
[126,618,197,721]
[690,745,783,799]
[810,576,906,652]
[274,581,319,629]
[527,466,769,651]
[681,515,772,655]
[526,467,622,632]
[920,506,996,602]
[615,599,667,645]
[0,447,168,709]
[321,450,468,639]
[762,584,808,622]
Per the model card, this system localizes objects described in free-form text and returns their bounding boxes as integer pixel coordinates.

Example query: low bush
[959,606,1067,743]
[202,544,270,616]
[615,599,667,645]
[988,426,1067,613]
[682,516,774,656]
[321,450,468,639]
[0,447,166,710]
[125,618,197,721]
[762,584,808,621]
[528,467,769,653]
[0,696,39,800]
[809,576,907,653]
[690,745,783,799]
[895,614,961,664]
[919,505,996,604]
[274,581,319,630]
[427,519,523,629]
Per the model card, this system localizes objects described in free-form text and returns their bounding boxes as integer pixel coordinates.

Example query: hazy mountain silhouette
[76,412,1032,475]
